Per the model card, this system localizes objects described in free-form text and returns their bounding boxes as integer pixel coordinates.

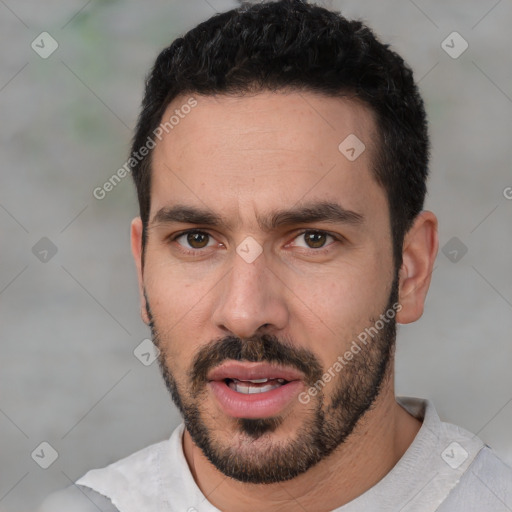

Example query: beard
[146,274,399,484]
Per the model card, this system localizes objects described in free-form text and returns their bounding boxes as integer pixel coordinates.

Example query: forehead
[149,90,386,224]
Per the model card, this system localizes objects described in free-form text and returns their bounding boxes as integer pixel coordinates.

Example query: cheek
[144,243,217,314]
[285,260,391,363]
[144,268,213,370]
[290,259,386,320]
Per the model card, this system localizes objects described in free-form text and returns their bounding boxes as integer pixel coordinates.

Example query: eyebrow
[151,200,364,231]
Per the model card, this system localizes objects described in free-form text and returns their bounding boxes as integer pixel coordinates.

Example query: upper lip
[207,361,304,382]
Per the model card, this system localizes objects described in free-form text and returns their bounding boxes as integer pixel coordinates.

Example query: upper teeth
[228,378,286,394]
[237,378,285,384]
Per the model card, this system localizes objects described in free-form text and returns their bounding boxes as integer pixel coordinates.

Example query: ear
[131,217,150,325]
[396,210,438,324]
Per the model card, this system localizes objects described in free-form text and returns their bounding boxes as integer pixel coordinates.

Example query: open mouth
[206,362,304,418]
[225,377,288,394]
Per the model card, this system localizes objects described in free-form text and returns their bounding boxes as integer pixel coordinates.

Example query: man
[40,0,512,510]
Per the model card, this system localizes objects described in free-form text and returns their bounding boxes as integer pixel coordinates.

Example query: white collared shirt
[39,397,512,511]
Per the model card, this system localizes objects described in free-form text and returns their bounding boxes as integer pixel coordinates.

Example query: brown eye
[304,231,328,248]
[186,231,210,248]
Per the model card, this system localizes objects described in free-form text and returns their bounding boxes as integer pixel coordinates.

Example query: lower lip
[208,380,303,419]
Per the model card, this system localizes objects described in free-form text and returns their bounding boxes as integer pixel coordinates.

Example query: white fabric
[75,397,512,511]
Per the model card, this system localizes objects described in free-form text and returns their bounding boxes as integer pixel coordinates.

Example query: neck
[183,378,421,511]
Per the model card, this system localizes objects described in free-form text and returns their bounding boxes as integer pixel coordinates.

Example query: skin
[131,90,439,511]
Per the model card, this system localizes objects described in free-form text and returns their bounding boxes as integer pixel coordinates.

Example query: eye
[173,230,216,250]
[291,230,336,249]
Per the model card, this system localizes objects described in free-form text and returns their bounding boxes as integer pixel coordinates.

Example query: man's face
[136,91,398,483]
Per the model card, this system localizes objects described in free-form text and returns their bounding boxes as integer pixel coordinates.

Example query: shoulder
[72,426,186,510]
[439,446,512,511]
[37,484,120,512]
[469,446,512,494]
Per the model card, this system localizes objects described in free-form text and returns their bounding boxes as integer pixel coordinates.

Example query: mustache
[189,334,324,396]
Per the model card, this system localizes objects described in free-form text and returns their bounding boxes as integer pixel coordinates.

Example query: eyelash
[169,229,342,256]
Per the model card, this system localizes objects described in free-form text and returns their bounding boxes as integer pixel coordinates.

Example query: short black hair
[130,0,429,270]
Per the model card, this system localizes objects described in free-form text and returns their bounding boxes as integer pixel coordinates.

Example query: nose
[212,248,289,339]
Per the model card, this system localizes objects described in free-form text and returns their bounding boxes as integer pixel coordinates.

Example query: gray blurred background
[1,0,511,510]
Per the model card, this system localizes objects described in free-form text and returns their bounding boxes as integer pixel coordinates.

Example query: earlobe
[396,210,439,325]
[130,217,150,325]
